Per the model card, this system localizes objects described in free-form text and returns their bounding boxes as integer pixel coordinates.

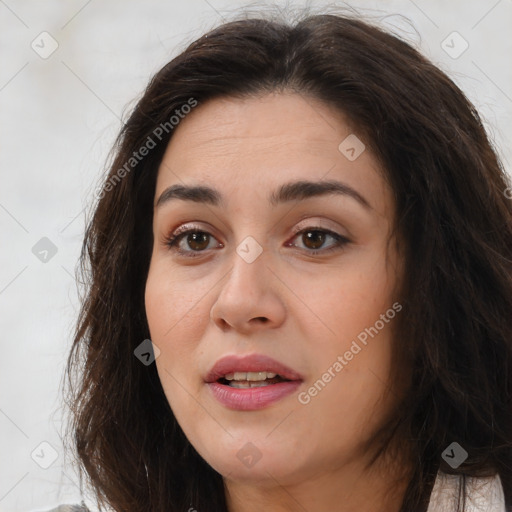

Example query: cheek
[294,304,397,457]
[145,263,211,347]
[145,268,209,425]
[294,255,398,411]
[144,265,211,411]
[297,257,396,349]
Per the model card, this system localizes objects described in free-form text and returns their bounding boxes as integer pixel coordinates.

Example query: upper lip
[205,354,303,383]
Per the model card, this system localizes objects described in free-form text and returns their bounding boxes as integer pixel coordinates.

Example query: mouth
[205,354,303,411]
[217,371,291,388]
[205,353,303,384]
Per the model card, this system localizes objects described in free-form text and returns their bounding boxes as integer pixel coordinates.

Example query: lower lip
[207,380,302,411]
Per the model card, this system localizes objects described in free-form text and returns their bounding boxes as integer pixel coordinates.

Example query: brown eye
[165,228,222,258]
[288,228,349,255]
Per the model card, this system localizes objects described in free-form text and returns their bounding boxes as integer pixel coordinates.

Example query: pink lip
[205,354,303,411]
[207,381,302,411]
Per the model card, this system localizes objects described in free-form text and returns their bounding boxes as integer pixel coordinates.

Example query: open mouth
[217,371,290,389]
[205,354,303,410]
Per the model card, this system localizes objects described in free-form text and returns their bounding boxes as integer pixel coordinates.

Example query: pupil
[304,230,324,249]
[188,232,209,250]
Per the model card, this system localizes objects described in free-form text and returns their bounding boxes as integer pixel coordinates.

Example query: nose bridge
[210,233,286,331]
[225,234,268,297]
[225,210,269,276]
[235,233,266,266]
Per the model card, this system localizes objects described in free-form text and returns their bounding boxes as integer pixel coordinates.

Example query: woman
[64,9,512,512]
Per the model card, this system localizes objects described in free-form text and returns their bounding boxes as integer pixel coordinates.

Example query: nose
[209,244,286,334]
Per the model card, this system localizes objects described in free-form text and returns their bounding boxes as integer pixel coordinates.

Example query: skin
[145,92,410,511]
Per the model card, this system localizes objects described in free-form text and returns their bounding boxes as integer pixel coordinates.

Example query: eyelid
[290,218,348,238]
[163,219,345,243]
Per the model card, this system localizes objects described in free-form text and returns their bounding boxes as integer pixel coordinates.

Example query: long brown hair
[64,9,512,511]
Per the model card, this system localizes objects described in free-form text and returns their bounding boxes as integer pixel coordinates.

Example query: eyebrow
[155,179,371,210]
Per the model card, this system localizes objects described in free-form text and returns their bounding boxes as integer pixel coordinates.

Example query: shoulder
[427,471,506,511]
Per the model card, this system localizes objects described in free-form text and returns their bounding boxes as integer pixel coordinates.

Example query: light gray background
[1,0,511,510]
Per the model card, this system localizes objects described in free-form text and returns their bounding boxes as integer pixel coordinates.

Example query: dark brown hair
[64,9,512,512]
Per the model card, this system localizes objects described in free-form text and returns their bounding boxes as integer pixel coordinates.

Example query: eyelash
[163,224,350,259]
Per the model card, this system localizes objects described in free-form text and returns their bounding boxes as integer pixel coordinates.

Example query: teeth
[224,371,277,381]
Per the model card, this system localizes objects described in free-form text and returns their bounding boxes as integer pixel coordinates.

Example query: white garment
[427,471,506,511]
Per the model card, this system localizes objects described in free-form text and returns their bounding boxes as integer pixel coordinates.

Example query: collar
[426,471,506,511]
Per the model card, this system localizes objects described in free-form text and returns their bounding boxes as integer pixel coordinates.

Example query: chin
[210,452,302,484]
[193,432,310,484]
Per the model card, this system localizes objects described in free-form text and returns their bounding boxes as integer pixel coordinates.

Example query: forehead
[155,93,392,219]
[164,93,353,161]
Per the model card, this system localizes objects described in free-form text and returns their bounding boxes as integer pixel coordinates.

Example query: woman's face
[145,92,402,485]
